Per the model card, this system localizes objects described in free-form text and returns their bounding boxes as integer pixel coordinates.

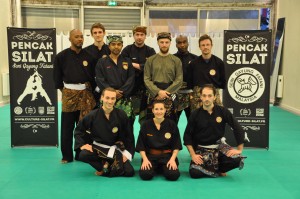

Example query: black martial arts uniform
[74,107,135,177]
[183,105,246,178]
[136,118,182,181]
[53,48,96,162]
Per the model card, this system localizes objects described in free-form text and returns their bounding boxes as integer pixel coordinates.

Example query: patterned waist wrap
[190,140,246,177]
[146,82,178,122]
[62,82,96,120]
[92,141,129,177]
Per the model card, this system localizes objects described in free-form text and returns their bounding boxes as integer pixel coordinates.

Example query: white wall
[277,0,300,114]
[0,1,11,106]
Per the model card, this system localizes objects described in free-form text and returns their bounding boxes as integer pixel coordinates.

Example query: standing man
[184,84,247,178]
[84,23,111,106]
[121,26,156,124]
[53,29,96,163]
[95,35,135,119]
[144,32,183,122]
[74,87,135,177]
[188,34,226,111]
[174,35,197,121]
[85,22,110,60]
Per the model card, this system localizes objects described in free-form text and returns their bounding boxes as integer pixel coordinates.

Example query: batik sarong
[190,142,246,177]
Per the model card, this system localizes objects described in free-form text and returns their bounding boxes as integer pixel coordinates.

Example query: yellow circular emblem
[112,127,118,133]
[210,69,216,76]
[123,62,128,70]
[216,116,222,123]
[83,60,88,67]
[102,55,107,58]
[165,132,171,139]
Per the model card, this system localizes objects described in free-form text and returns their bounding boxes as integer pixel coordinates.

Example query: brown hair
[90,23,106,34]
[101,87,117,96]
[200,84,217,96]
[198,34,213,45]
[152,100,166,108]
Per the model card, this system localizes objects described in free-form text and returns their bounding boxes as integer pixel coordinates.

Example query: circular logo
[209,69,216,76]
[123,62,128,70]
[102,55,107,58]
[14,106,23,115]
[216,116,222,123]
[228,67,265,104]
[112,127,118,133]
[83,60,88,67]
[165,132,171,139]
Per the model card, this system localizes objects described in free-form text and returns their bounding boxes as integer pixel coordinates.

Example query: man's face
[69,30,84,49]
[101,90,117,110]
[133,32,146,46]
[176,37,188,53]
[109,41,123,55]
[200,87,216,107]
[91,28,105,43]
[199,39,212,56]
[158,38,171,54]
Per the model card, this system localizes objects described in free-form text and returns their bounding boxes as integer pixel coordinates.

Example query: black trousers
[61,111,80,162]
[139,154,180,181]
[78,150,134,177]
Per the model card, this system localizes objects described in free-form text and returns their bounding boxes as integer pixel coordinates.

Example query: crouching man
[74,87,135,177]
[183,84,247,178]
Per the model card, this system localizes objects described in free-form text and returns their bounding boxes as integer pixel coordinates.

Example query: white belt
[64,82,86,90]
[93,141,132,161]
[198,144,219,149]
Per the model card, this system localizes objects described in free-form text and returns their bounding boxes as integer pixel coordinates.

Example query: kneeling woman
[136,100,182,181]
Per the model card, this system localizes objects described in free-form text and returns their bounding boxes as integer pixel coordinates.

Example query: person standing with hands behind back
[121,26,156,124]
[53,29,96,164]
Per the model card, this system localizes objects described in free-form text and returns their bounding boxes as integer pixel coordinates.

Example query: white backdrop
[56,32,224,59]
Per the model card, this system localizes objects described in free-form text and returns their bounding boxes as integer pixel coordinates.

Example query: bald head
[176,35,188,53]
[69,29,83,50]
[176,35,188,43]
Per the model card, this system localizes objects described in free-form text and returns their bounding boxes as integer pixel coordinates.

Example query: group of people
[53,23,247,180]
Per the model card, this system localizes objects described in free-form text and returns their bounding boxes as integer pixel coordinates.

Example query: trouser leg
[61,111,79,161]
[162,165,180,181]
[139,167,155,180]
[218,152,242,173]
[123,160,135,177]
[78,150,103,171]
[189,167,207,178]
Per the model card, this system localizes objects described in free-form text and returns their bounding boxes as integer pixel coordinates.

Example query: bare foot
[95,171,104,176]
[219,172,227,177]
[61,160,70,164]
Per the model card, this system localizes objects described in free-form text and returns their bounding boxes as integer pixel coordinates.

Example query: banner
[7,28,58,147]
[223,30,272,149]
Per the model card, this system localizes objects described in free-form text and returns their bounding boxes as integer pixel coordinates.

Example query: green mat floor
[0,105,299,199]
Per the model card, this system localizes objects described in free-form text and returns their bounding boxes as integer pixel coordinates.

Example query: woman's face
[152,103,166,119]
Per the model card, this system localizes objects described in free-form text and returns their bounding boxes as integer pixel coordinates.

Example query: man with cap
[53,29,96,163]
[174,35,197,121]
[187,34,226,111]
[144,32,183,123]
[84,23,111,107]
[121,26,156,125]
[95,35,135,120]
